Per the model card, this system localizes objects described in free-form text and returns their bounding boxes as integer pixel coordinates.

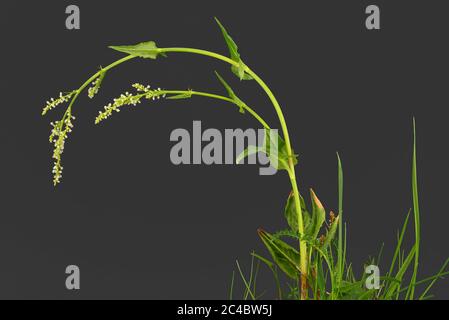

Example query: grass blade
[251,253,283,300]
[235,260,256,300]
[337,153,344,287]
[384,245,416,299]
[387,211,411,278]
[419,258,449,299]
[407,118,421,299]
[229,270,235,300]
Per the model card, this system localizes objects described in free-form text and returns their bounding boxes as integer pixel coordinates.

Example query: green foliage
[215,71,247,114]
[236,129,298,172]
[257,229,300,280]
[214,18,253,80]
[40,18,447,300]
[109,41,166,59]
[284,192,310,233]
[310,189,326,241]
[232,121,448,300]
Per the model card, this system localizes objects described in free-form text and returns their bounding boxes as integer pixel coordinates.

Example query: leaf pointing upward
[215,71,247,114]
[214,18,253,81]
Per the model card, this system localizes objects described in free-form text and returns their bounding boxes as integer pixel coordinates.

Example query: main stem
[244,69,308,300]
[160,48,308,299]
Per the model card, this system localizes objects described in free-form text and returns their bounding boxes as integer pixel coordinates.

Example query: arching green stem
[157,48,308,299]
[164,90,270,130]
[64,47,307,299]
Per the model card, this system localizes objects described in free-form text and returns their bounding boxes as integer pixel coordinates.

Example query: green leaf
[215,71,246,113]
[236,145,264,164]
[263,129,298,171]
[109,41,165,59]
[387,211,411,279]
[232,61,253,81]
[407,118,421,300]
[310,189,326,240]
[322,215,340,249]
[251,252,283,300]
[214,17,239,61]
[336,152,344,286]
[338,281,368,300]
[384,245,416,299]
[258,229,300,279]
[214,17,253,81]
[284,191,311,233]
[235,129,298,172]
[419,258,449,299]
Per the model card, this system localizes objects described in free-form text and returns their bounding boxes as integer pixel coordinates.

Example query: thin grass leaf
[419,258,449,299]
[311,244,336,299]
[337,153,344,287]
[244,254,255,300]
[406,118,421,300]
[384,245,416,299]
[322,215,340,249]
[229,270,235,300]
[252,260,261,296]
[399,271,449,294]
[235,260,256,300]
[388,211,411,276]
[377,243,385,265]
[251,252,283,300]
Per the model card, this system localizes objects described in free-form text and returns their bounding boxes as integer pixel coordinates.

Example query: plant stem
[159,47,308,299]
[61,55,137,127]
[66,47,308,298]
[243,69,308,299]
[163,90,270,129]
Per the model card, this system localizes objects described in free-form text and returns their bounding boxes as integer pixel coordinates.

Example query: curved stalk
[157,51,307,295]
[64,47,308,298]
[60,55,137,128]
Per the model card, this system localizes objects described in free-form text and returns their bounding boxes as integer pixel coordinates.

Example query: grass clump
[41,19,448,300]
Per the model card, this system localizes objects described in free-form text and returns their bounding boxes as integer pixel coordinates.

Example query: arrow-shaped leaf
[215,71,246,113]
[235,129,298,172]
[310,189,326,240]
[214,18,253,81]
[258,229,301,279]
[109,41,165,59]
[284,191,311,233]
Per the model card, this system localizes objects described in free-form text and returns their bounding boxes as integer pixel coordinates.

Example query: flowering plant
[42,19,448,300]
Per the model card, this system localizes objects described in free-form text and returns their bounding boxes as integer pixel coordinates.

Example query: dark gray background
[1,0,448,299]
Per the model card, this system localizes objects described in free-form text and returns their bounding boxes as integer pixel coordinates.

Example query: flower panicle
[95,83,166,124]
[88,70,106,99]
[49,113,76,185]
[42,91,77,116]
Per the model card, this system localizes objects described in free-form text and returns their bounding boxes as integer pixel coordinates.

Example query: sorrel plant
[41,19,448,300]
